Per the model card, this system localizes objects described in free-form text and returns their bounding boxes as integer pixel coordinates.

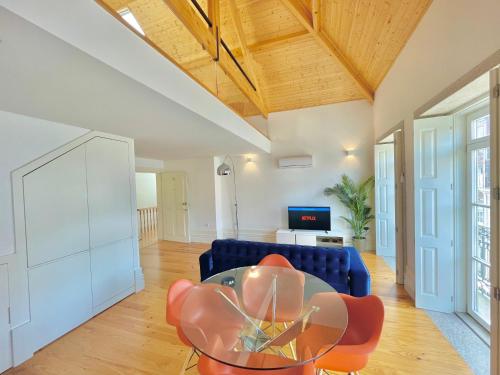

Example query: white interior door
[414,116,454,312]
[375,143,396,257]
[86,137,134,311]
[0,264,12,373]
[157,172,189,242]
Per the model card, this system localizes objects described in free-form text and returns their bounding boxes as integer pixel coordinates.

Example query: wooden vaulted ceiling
[97,0,432,120]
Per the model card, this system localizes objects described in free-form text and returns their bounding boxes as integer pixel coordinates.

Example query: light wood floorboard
[6,240,472,374]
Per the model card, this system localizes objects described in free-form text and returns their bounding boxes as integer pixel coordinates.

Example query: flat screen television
[288,206,331,231]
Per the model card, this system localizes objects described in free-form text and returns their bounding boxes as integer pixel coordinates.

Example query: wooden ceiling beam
[207,0,220,47]
[163,0,218,58]
[182,30,310,70]
[227,0,268,114]
[280,0,374,103]
[250,30,310,53]
[163,0,268,117]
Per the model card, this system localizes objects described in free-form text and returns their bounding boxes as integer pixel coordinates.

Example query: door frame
[156,171,190,243]
[465,105,492,330]
[376,124,406,285]
[490,67,500,375]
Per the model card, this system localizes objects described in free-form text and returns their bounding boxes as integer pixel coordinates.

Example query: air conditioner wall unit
[278,155,313,169]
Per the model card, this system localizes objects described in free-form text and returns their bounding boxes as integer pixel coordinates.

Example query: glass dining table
[179,265,348,371]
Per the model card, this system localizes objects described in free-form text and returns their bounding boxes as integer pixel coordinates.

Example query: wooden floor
[7,240,473,374]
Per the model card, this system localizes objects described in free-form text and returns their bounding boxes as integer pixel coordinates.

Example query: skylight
[118,8,145,36]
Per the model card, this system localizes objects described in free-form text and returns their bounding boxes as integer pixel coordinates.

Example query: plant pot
[352,237,367,252]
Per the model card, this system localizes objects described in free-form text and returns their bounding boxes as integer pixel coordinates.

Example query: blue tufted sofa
[199,239,370,297]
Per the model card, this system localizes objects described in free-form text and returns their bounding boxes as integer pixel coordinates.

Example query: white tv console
[275,229,350,247]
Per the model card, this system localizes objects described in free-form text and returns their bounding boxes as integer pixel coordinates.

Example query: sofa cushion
[210,240,350,291]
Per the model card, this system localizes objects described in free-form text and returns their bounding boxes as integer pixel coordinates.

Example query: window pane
[472,147,490,205]
[472,260,491,325]
[471,114,490,140]
[472,206,490,264]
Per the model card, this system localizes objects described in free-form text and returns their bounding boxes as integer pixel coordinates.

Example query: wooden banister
[137,207,158,235]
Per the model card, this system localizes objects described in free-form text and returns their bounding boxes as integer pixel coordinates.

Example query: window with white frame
[118,8,145,36]
[467,105,491,329]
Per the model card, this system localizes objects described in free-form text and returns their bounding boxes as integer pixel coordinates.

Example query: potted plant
[324,174,375,251]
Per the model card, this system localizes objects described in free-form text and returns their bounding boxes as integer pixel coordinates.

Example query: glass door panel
[472,260,491,324]
[467,107,491,329]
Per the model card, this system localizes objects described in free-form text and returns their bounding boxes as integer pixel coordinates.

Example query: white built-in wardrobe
[2,132,143,369]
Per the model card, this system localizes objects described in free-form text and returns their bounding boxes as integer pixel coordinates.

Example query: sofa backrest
[210,239,350,290]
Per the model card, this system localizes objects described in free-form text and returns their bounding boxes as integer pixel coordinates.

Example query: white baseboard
[190,230,217,244]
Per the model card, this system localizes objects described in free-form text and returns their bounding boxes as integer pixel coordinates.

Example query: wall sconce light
[344,149,355,157]
[245,154,255,163]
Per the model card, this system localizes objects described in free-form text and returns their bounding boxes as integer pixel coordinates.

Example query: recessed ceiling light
[118,8,145,36]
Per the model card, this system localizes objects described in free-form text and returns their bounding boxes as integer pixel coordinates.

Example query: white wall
[135,173,157,209]
[374,0,500,138]
[162,158,218,243]
[0,110,88,256]
[135,157,165,172]
[220,101,375,246]
[373,0,500,297]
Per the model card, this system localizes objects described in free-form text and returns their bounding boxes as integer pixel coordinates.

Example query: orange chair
[166,279,195,347]
[167,281,246,371]
[258,254,295,268]
[313,294,384,374]
[198,352,315,375]
[180,283,246,352]
[242,254,304,323]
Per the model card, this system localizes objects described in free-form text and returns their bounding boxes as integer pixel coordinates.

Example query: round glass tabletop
[179,266,348,370]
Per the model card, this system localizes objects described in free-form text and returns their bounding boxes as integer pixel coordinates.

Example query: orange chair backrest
[166,279,195,327]
[258,254,295,269]
[339,294,384,352]
[180,283,245,352]
[242,266,305,322]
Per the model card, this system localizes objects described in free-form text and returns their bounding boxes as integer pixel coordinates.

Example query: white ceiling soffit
[0,7,268,160]
[0,0,270,154]
[422,73,490,117]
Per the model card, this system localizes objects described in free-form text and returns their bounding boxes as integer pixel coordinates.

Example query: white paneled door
[375,143,396,257]
[86,138,132,247]
[157,172,190,242]
[414,116,454,312]
[23,147,89,267]
[0,264,12,373]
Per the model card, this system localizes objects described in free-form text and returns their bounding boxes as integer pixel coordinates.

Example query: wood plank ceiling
[97,0,432,119]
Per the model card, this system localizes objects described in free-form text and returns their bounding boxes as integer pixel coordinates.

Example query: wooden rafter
[163,0,268,117]
[227,0,268,114]
[207,0,220,49]
[280,0,374,103]
[182,30,310,70]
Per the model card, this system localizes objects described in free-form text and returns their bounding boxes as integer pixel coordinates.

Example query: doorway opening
[375,127,406,285]
[156,171,190,243]
[413,70,496,374]
[135,172,158,247]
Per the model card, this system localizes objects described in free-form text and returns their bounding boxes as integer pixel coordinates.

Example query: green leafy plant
[324,174,375,240]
